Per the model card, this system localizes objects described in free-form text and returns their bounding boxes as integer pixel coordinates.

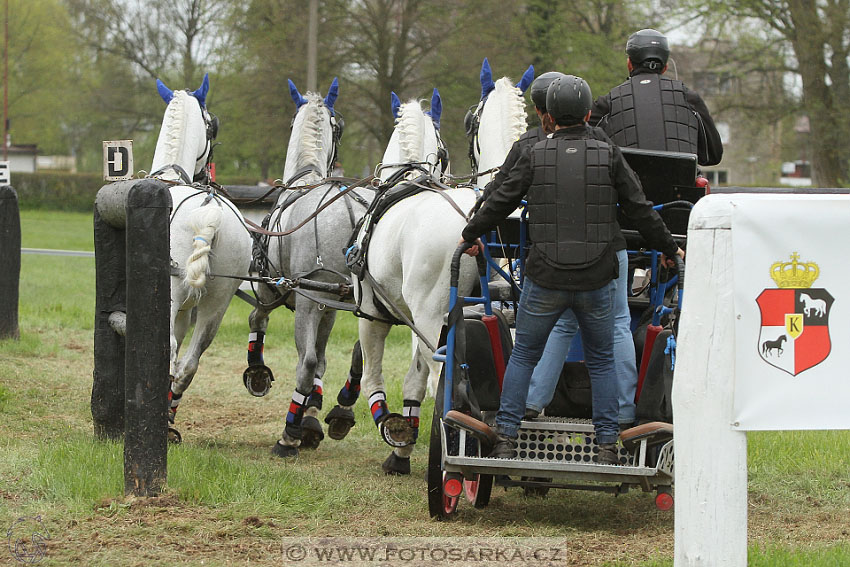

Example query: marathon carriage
[427,148,703,519]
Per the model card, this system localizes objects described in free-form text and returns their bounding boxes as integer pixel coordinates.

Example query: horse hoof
[271,441,299,458]
[324,406,355,440]
[379,413,415,448]
[300,416,325,450]
[167,427,182,444]
[382,452,411,476]
[243,365,274,397]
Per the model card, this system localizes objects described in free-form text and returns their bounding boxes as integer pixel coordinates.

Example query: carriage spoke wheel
[428,371,458,520]
[464,474,493,508]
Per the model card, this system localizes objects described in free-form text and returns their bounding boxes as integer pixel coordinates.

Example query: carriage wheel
[427,371,457,519]
[464,474,493,508]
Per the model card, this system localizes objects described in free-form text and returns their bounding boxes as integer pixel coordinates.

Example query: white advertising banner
[731,194,850,430]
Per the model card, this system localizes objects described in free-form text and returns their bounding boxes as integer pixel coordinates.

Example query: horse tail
[183,203,222,293]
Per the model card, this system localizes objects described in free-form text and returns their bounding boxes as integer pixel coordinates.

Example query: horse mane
[293,93,330,176]
[159,91,191,166]
[492,77,527,148]
[397,101,425,163]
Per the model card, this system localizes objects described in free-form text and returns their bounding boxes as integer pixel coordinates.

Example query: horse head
[283,78,341,186]
[379,88,447,183]
[151,73,218,184]
[467,58,534,185]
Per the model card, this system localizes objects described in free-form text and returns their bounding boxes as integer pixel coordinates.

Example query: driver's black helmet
[530,71,567,110]
[626,28,669,69]
[546,75,592,126]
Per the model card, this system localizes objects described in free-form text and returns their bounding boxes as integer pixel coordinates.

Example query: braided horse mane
[285,92,333,184]
[396,101,426,164]
[151,90,208,182]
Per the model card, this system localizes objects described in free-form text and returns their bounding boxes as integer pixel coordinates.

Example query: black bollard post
[92,205,127,439]
[123,180,171,496]
[0,186,20,340]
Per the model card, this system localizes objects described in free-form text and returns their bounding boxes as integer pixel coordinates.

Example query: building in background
[672,39,807,188]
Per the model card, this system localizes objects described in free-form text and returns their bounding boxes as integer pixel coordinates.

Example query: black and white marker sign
[0,161,9,186]
[103,140,134,181]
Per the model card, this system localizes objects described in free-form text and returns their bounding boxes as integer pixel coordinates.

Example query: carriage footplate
[378,413,416,447]
[243,364,275,397]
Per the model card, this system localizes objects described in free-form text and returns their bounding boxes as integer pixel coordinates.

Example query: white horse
[327,85,507,475]
[469,58,534,187]
[245,79,377,458]
[151,75,253,442]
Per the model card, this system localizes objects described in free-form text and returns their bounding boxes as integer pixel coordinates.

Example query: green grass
[19,209,95,250]
[3,208,850,566]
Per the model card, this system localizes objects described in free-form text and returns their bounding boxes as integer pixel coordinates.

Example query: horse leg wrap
[284,390,308,442]
[402,400,421,444]
[337,341,363,407]
[244,332,274,397]
[247,331,265,366]
[371,392,415,448]
[307,378,323,410]
[168,386,182,424]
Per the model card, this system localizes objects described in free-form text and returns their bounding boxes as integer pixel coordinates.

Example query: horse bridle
[464,99,485,183]
[193,95,219,185]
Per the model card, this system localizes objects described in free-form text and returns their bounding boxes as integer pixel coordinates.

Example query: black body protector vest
[605,74,700,154]
[518,126,545,149]
[526,137,618,268]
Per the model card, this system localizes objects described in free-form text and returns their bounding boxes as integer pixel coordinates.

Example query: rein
[245,175,376,237]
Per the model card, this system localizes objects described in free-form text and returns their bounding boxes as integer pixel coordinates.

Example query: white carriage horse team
[153,60,535,474]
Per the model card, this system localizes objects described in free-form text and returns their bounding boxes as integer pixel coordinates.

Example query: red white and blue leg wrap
[247,331,265,366]
[403,400,420,443]
[337,372,361,406]
[307,377,323,409]
[369,391,389,425]
[284,390,308,440]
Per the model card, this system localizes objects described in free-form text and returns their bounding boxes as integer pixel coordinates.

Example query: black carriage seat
[618,148,702,246]
[439,307,513,413]
[444,409,498,449]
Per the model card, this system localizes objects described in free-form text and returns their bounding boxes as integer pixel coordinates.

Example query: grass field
[1,210,849,566]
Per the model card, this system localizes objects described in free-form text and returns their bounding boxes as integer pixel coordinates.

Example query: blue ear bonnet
[390,92,402,120]
[191,73,210,107]
[425,88,442,130]
[157,73,211,107]
[480,57,495,100]
[323,77,339,116]
[156,79,173,104]
[288,79,308,109]
[516,65,535,94]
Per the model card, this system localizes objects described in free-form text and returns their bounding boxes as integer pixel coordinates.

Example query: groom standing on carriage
[460,75,684,464]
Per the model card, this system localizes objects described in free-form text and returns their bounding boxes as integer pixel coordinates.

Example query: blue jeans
[526,249,638,424]
[495,276,619,444]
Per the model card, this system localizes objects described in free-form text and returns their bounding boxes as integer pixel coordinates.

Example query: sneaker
[489,434,516,459]
[597,443,621,465]
[523,408,540,420]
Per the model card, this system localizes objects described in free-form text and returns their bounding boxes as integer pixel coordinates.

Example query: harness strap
[363,271,438,354]
[244,176,376,237]
[150,163,194,185]
[407,180,471,221]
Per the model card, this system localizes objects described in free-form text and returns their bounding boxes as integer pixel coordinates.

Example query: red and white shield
[756,288,833,376]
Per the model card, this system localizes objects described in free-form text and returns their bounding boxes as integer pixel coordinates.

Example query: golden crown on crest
[770,252,819,289]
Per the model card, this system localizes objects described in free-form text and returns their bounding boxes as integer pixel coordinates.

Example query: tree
[685,0,850,186]
[5,0,78,155]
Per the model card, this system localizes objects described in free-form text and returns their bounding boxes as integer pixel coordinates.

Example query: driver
[460,75,683,465]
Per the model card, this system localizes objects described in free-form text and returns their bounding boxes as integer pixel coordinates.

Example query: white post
[673,195,748,566]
